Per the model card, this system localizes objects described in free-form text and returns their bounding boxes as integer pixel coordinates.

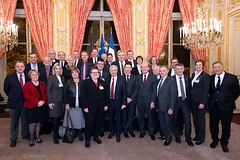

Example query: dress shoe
[116,136,121,143]
[192,137,197,141]
[150,135,156,141]
[124,132,129,138]
[210,141,218,149]
[129,131,135,137]
[139,133,145,138]
[108,133,114,139]
[195,141,204,145]
[221,145,229,153]
[158,136,166,140]
[175,137,181,144]
[100,132,104,137]
[10,140,16,148]
[29,138,35,147]
[36,137,43,143]
[186,140,194,147]
[78,133,83,141]
[54,138,59,144]
[22,136,30,140]
[163,140,171,146]
[85,140,90,148]
[93,138,102,144]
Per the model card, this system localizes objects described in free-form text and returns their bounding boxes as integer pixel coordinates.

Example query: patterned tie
[217,76,221,89]
[19,74,23,88]
[179,77,186,100]
[110,77,115,99]
[33,64,36,70]
[143,74,147,85]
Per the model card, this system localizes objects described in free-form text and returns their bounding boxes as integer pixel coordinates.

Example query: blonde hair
[52,63,63,75]
[28,69,40,78]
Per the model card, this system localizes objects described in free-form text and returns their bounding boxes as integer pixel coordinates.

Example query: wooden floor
[0,116,240,160]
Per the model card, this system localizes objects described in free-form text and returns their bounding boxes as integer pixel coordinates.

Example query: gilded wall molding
[228,0,240,11]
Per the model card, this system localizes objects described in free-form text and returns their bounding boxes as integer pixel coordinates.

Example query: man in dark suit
[127,50,137,68]
[172,63,193,147]
[137,63,157,141]
[78,51,94,80]
[40,56,52,85]
[97,59,110,81]
[208,62,240,153]
[4,60,29,147]
[88,48,103,66]
[72,50,81,67]
[58,51,67,68]
[157,65,177,146]
[168,58,179,77]
[122,63,138,138]
[104,53,113,72]
[106,65,127,142]
[24,52,46,82]
[48,49,59,65]
[81,67,109,148]
[111,50,129,76]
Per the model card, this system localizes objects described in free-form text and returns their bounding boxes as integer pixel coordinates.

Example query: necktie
[19,74,23,88]
[111,77,115,99]
[46,67,49,78]
[179,77,186,100]
[94,58,96,64]
[126,75,130,83]
[82,62,86,80]
[74,60,77,67]
[99,71,102,79]
[33,64,36,70]
[217,76,221,89]
[61,61,64,67]
[120,61,124,76]
[157,78,163,96]
[143,74,147,85]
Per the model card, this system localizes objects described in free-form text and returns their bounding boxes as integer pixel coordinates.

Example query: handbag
[62,111,75,143]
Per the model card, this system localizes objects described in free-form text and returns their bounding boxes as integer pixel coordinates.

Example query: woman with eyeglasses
[80,66,109,148]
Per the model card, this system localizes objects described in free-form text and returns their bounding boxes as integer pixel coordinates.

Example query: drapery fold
[0,0,17,59]
[106,0,132,53]
[148,0,175,58]
[70,0,95,54]
[22,0,53,60]
[178,0,207,66]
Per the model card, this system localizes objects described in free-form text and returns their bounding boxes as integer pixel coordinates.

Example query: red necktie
[20,74,23,88]
[110,77,115,99]
[143,75,147,85]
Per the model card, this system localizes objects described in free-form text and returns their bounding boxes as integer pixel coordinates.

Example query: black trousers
[192,102,206,142]
[108,100,122,136]
[209,105,233,146]
[52,117,61,140]
[138,103,154,136]
[158,110,173,141]
[84,104,103,140]
[122,100,136,133]
[173,98,191,141]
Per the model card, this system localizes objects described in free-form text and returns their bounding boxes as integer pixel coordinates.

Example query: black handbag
[62,111,75,143]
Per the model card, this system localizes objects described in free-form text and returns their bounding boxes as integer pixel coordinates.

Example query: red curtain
[0,0,17,59]
[106,0,132,52]
[178,0,207,65]
[70,0,95,54]
[148,0,175,58]
[22,0,53,60]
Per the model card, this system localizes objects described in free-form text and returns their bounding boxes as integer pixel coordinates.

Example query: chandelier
[0,2,18,52]
[180,1,222,50]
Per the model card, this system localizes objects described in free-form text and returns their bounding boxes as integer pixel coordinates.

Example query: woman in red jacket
[23,69,47,147]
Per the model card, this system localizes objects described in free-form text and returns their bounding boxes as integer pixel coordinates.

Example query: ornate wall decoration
[228,0,240,11]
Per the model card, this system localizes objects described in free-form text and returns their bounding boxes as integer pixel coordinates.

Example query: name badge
[99,85,104,90]
[58,83,63,87]
[194,79,200,83]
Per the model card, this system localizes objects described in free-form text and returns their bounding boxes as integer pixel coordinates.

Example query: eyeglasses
[91,72,99,74]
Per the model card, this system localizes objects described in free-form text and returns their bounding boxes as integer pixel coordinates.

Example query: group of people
[3,48,239,153]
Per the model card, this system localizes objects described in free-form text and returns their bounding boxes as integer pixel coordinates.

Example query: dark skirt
[25,106,45,123]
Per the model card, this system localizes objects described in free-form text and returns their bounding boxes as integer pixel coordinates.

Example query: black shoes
[93,138,102,144]
[10,140,16,148]
[164,140,171,146]
[210,141,218,149]
[186,140,194,147]
[116,136,121,143]
[124,132,129,138]
[78,133,83,141]
[139,133,145,138]
[36,137,43,143]
[158,136,166,140]
[108,133,114,139]
[29,138,35,147]
[150,135,156,141]
[129,131,135,137]
[221,145,229,153]
[176,137,181,144]
[195,141,203,145]
[54,138,59,144]
[100,132,104,137]
[85,140,90,148]
[22,136,30,140]
[192,137,197,141]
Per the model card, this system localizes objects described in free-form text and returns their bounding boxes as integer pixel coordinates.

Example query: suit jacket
[123,74,138,102]
[208,72,240,111]
[127,59,137,68]
[4,73,25,109]
[157,76,177,112]
[23,81,47,109]
[78,60,94,79]
[62,66,73,82]
[47,75,65,118]
[106,76,127,108]
[191,71,210,105]
[168,69,188,77]
[111,60,130,76]
[99,70,110,81]
[88,57,103,66]
[64,78,81,108]
[24,63,46,82]
[80,78,109,111]
[172,75,192,108]
[131,66,141,75]
[137,73,157,107]
[104,62,111,72]
[39,62,53,84]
